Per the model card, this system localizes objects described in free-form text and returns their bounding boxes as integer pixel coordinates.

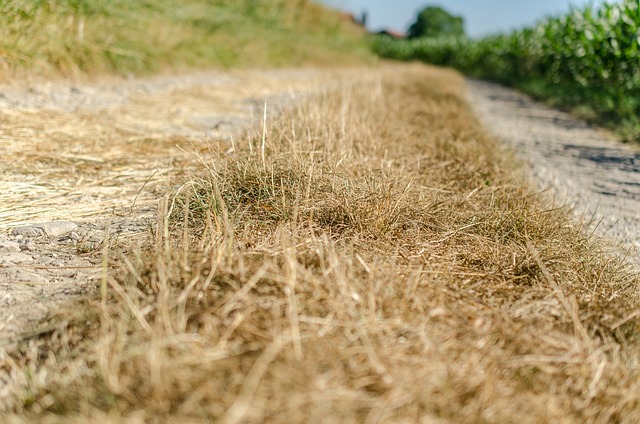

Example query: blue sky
[317,0,605,37]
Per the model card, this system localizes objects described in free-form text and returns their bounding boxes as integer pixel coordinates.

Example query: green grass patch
[0,0,372,78]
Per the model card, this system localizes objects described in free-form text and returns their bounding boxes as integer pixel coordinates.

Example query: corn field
[375,0,640,140]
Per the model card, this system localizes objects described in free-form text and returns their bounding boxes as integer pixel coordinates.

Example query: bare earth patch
[0,69,340,342]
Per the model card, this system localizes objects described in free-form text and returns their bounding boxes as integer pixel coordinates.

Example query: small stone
[0,240,20,252]
[12,221,78,238]
[41,221,78,236]
[12,226,44,238]
[20,241,36,252]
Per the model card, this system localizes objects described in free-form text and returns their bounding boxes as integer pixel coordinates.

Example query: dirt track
[467,79,640,265]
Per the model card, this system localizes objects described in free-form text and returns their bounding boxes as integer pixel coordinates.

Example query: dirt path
[0,69,339,343]
[467,80,640,264]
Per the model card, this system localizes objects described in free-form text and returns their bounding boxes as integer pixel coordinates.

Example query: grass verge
[0,0,371,79]
[1,64,639,423]
[514,78,640,143]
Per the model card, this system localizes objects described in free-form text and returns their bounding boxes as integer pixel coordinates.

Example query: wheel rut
[467,79,640,264]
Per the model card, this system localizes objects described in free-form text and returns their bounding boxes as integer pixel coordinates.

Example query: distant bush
[408,6,465,39]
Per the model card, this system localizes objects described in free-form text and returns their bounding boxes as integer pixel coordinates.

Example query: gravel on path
[467,79,640,265]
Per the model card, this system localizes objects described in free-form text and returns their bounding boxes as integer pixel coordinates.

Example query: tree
[408,6,465,39]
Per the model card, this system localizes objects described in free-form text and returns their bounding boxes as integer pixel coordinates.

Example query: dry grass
[0,69,335,231]
[0,0,371,80]
[1,64,639,423]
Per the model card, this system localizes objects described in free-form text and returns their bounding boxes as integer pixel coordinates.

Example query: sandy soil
[467,79,640,265]
[0,69,337,344]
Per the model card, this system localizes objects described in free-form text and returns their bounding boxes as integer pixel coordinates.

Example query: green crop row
[375,0,640,141]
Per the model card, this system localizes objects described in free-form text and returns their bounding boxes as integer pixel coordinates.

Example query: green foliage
[0,0,371,77]
[408,6,465,39]
[376,0,640,141]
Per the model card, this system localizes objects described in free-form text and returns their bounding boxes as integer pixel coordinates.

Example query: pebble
[11,226,44,238]
[12,221,78,238]
[19,241,37,252]
[0,239,20,252]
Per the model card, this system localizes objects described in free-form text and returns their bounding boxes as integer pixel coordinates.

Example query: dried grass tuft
[2,64,639,423]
